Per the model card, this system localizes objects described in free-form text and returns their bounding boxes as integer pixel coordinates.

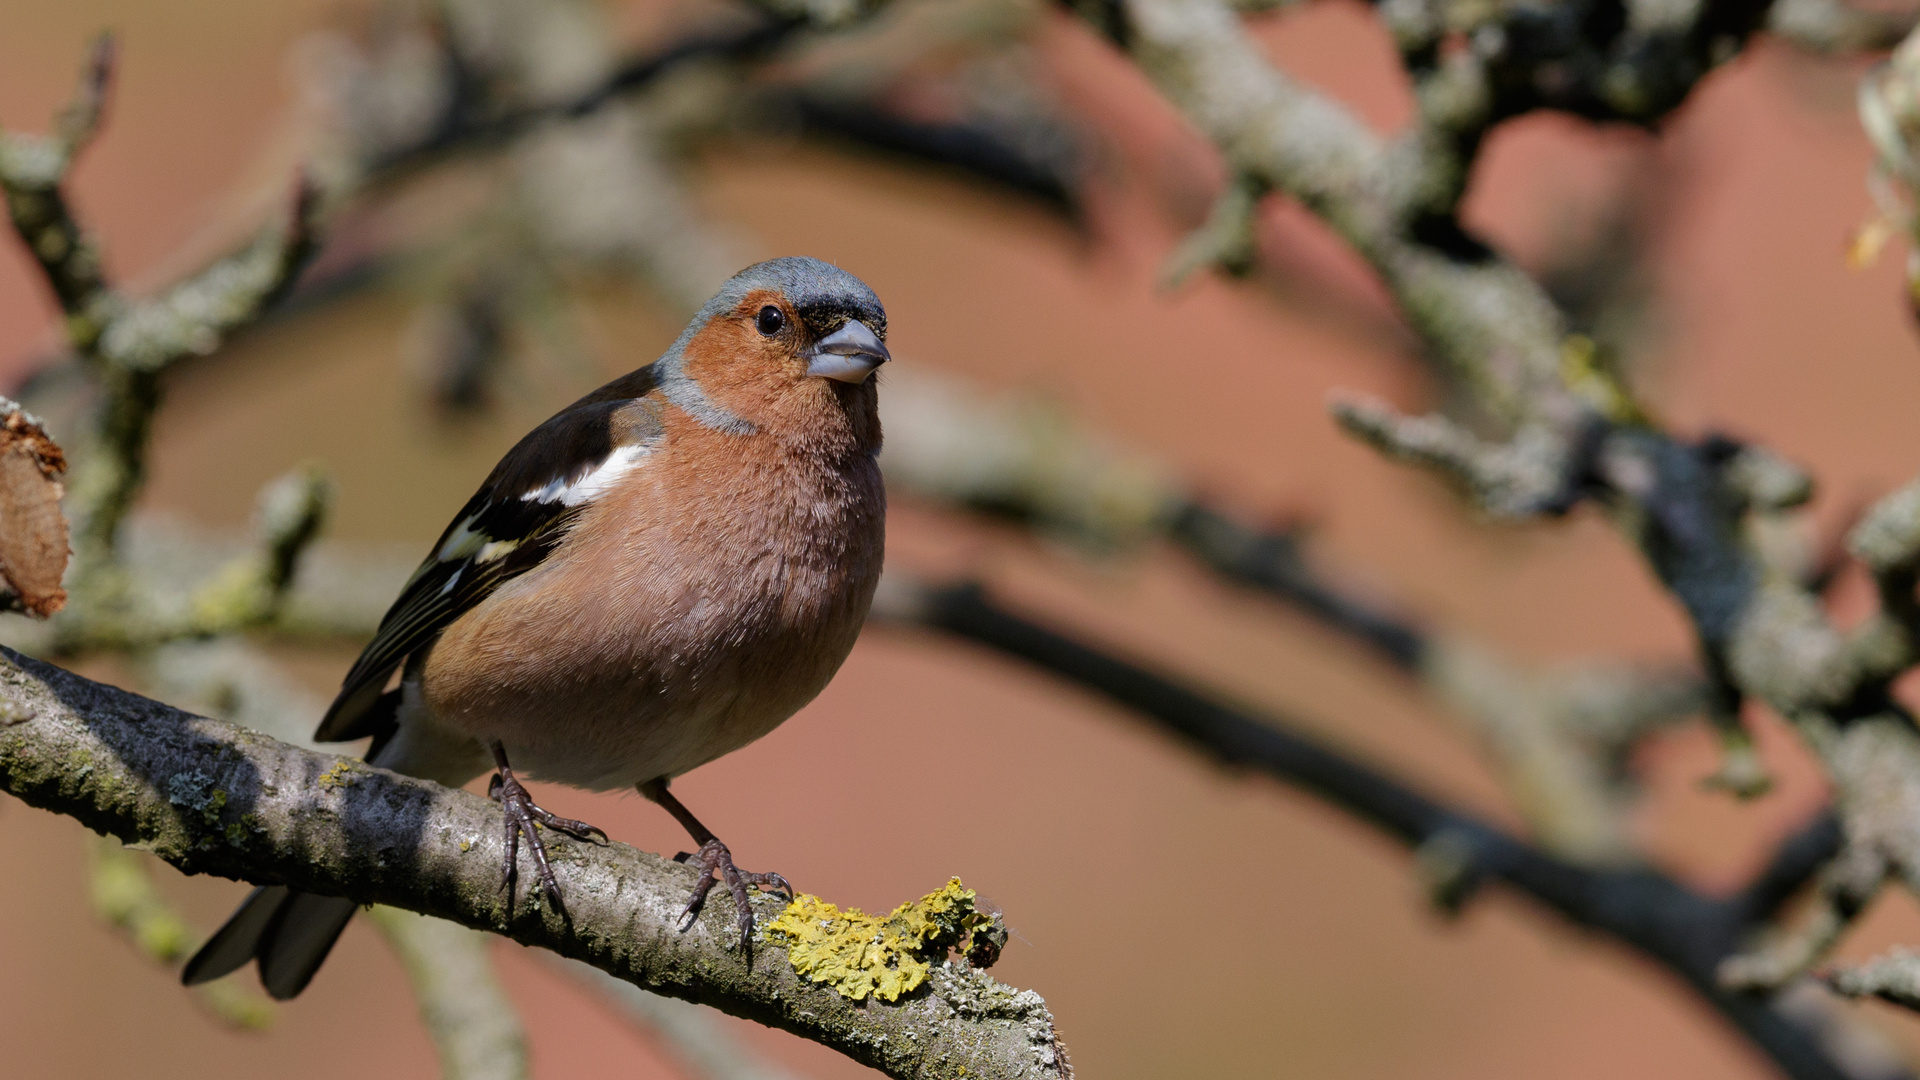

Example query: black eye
[755,306,785,336]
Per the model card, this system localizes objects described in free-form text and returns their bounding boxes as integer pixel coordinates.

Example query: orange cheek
[679,322,803,422]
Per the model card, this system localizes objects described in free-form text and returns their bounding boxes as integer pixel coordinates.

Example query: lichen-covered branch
[1829,949,1920,1009]
[0,648,1069,1080]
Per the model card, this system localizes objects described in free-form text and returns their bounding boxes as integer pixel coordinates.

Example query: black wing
[315,366,659,743]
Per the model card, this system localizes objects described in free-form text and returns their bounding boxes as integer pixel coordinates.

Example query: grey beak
[806,320,890,384]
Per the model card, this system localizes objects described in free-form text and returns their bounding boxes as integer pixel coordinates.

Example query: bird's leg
[638,778,793,954]
[489,742,608,910]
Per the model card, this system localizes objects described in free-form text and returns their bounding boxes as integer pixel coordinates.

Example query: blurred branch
[958,0,1920,993]
[368,907,530,1080]
[363,16,805,180]
[346,0,1079,221]
[183,466,331,635]
[1374,0,1778,133]
[1171,500,1705,862]
[0,35,115,331]
[1157,172,1265,288]
[1769,0,1918,52]
[880,371,1702,859]
[771,89,1080,213]
[1418,637,1705,862]
[40,466,335,655]
[1051,0,1603,513]
[879,369,1183,550]
[548,955,806,1080]
[0,38,322,620]
[1330,397,1596,518]
[0,648,1070,1080]
[1166,503,1425,668]
[1830,949,1920,1008]
[877,576,1888,1080]
[89,836,275,1030]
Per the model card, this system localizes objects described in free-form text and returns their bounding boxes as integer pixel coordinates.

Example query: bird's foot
[489,769,608,911]
[673,838,793,954]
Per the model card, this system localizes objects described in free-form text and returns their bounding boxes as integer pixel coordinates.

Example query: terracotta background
[5,1,1920,1078]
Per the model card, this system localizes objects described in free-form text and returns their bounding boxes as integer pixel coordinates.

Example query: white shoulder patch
[436,507,492,562]
[520,443,652,506]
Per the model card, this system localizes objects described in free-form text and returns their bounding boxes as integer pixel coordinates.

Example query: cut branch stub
[0,400,69,617]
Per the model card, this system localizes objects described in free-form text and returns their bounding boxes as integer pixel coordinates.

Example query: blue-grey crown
[692,257,886,340]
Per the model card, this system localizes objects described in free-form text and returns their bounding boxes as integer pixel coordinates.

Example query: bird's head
[659,257,888,450]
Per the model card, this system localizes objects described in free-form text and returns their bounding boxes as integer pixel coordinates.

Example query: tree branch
[0,647,1069,1080]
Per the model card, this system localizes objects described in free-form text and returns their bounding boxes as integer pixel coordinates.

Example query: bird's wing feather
[314,366,662,743]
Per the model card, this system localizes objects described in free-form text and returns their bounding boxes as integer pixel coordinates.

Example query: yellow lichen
[1558,333,1647,425]
[763,878,999,1002]
[317,761,357,791]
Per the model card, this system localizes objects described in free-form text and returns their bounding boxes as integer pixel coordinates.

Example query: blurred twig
[363,16,806,180]
[1774,0,1920,54]
[369,907,530,1080]
[547,955,805,1080]
[89,836,275,1031]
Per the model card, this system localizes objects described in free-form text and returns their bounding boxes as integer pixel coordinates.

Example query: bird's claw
[673,838,793,955]
[490,770,606,912]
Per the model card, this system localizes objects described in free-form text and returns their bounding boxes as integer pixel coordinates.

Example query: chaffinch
[182,257,890,999]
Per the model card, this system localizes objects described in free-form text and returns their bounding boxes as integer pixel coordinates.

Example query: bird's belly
[473,644,842,791]
[417,542,877,791]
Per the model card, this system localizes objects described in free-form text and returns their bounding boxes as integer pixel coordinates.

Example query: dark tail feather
[258,893,358,999]
[180,886,358,1000]
[182,885,290,985]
